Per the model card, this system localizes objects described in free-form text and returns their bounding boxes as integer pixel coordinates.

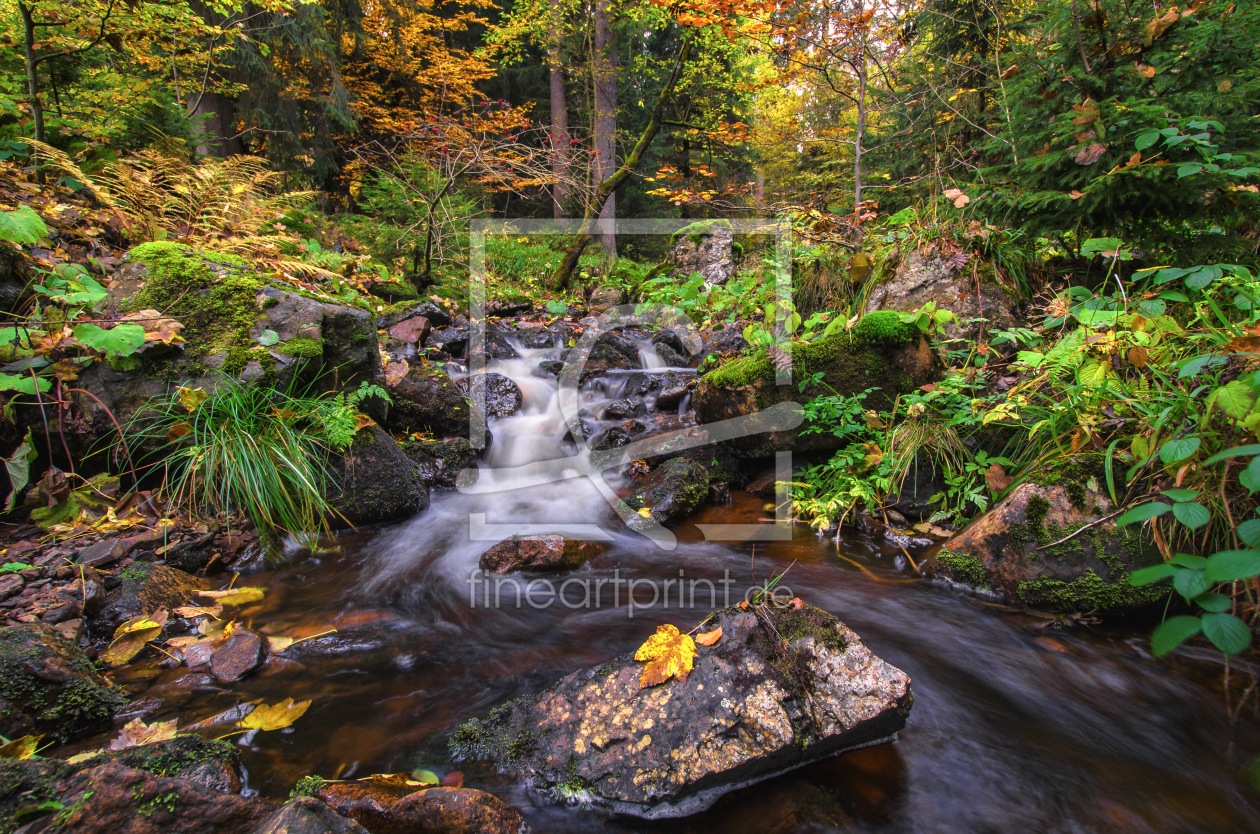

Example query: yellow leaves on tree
[634,624,696,688]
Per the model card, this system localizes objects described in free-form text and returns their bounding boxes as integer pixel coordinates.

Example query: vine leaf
[634,624,696,688]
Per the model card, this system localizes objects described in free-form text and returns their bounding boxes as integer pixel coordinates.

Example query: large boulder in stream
[618,457,711,529]
[934,455,1168,612]
[694,312,938,456]
[0,623,125,742]
[450,604,912,819]
[327,425,429,527]
[384,362,487,442]
[401,437,479,490]
[456,372,522,418]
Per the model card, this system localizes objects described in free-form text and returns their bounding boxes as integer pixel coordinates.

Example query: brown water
[111,488,1260,834]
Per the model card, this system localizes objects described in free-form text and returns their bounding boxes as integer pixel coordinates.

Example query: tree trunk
[593,0,617,256]
[189,92,243,158]
[19,3,45,156]
[549,36,694,290]
[549,0,569,218]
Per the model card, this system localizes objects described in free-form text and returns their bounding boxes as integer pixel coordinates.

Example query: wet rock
[619,458,710,528]
[515,325,556,349]
[451,604,912,819]
[652,328,687,357]
[479,535,608,574]
[669,220,735,285]
[537,358,565,378]
[54,618,84,643]
[41,599,80,624]
[478,330,520,361]
[56,573,105,617]
[327,426,429,527]
[380,302,451,330]
[250,797,370,834]
[318,783,525,834]
[596,331,642,364]
[577,341,641,382]
[654,343,688,368]
[29,759,273,833]
[104,736,245,794]
[935,466,1167,613]
[0,574,23,600]
[652,373,693,412]
[401,437,479,490]
[620,373,660,398]
[385,362,485,441]
[602,396,644,420]
[864,247,1023,341]
[93,565,200,639]
[77,530,163,568]
[456,373,523,418]
[429,325,470,358]
[887,461,947,521]
[590,427,631,452]
[487,298,533,317]
[210,628,266,683]
[388,316,431,346]
[589,286,624,313]
[0,623,125,742]
[694,324,748,365]
[693,320,938,456]
[253,287,380,388]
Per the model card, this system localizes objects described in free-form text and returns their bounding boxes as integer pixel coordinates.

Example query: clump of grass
[127,376,387,551]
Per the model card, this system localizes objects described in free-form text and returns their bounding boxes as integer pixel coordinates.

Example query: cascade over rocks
[450,604,912,819]
[935,458,1168,612]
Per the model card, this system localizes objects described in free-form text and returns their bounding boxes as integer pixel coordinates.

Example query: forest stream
[86,339,1260,834]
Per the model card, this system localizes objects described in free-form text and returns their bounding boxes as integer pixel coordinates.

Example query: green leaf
[0,206,47,245]
[1159,437,1200,465]
[1204,550,1260,582]
[1080,237,1124,258]
[257,330,280,347]
[1115,502,1170,526]
[73,323,146,358]
[1177,163,1205,178]
[1241,465,1260,495]
[1200,613,1251,656]
[0,373,51,395]
[1202,444,1260,465]
[1185,266,1223,290]
[1209,381,1256,420]
[2,428,35,512]
[1237,519,1260,548]
[1173,568,1210,600]
[1135,131,1160,151]
[1192,592,1233,613]
[544,300,567,315]
[1160,489,1199,502]
[1151,616,1201,656]
[1171,502,1211,530]
[1128,563,1176,585]
[1170,553,1208,568]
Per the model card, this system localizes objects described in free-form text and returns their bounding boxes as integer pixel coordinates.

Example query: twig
[29,368,55,462]
[1035,505,1129,551]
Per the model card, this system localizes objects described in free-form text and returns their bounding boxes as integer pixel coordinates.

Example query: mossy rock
[618,457,711,528]
[92,564,201,639]
[935,469,1168,612]
[327,426,430,527]
[0,624,125,743]
[693,329,938,456]
[384,363,486,442]
[400,437,479,490]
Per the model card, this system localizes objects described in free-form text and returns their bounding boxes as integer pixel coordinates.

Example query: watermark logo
[461,219,800,550]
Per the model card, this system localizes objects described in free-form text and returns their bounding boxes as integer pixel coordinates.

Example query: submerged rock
[318,782,526,834]
[479,535,608,574]
[327,425,429,527]
[450,605,912,819]
[0,623,125,742]
[934,458,1167,612]
[210,627,266,683]
[249,797,369,834]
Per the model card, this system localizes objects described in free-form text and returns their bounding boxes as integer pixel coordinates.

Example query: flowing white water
[362,338,689,594]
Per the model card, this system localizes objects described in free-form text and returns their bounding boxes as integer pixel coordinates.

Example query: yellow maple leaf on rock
[634,624,696,689]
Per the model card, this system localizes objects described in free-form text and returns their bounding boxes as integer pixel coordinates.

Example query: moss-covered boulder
[934,460,1168,612]
[0,623,124,743]
[693,319,938,456]
[863,248,1023,340]
[384,363,486,442]
[449,604,911,819]
[400,437,479,490]
[618,457,710,528]
[327,426,429,527]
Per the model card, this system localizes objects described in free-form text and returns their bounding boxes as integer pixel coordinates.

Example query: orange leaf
[695,625,722,647]
[634,624,696,688]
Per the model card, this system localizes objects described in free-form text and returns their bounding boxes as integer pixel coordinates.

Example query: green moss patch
[852,310,916,345]
[937,550,989,587]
